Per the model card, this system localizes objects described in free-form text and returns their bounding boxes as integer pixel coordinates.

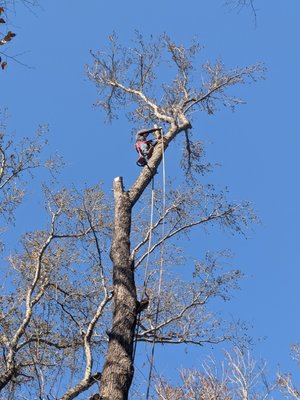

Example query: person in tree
[135,126,162,166]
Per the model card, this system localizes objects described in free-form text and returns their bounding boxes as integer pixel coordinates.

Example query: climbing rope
[132,176,155,362]
[142,177,156,299]
[131,134,167,399]
[145,136,166,400]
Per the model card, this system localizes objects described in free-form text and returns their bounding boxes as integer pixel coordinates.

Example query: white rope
[145,137,166,400]
[133,177,155,361]
[142,177,156,298]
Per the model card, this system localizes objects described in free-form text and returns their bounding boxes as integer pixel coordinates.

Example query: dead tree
[86,33,264,400]
[277,344,300,400]
[154,347,274,400]
[0,34,264,400]
[0,183,112,398]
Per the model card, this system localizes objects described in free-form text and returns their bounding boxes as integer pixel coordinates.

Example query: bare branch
[183,63,263,115]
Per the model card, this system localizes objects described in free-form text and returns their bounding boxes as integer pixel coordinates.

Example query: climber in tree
[135,126,162,167]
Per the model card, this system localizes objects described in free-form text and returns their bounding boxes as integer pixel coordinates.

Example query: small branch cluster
[155,347,274,400]
[0,6,16,70]
[0,122,61,224]
[277,344,300,399]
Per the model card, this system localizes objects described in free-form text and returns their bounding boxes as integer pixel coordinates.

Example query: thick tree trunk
[99,177,137,400]
[98,123,190,398]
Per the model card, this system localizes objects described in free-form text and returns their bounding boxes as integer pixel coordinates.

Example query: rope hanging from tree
[131,133,167,398]
[132,176,155,362]
[133,136,166,400]
[145,136,166,400]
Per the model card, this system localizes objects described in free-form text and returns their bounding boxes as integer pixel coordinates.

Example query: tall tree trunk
[98,124,189,399]
[99,177,137,400]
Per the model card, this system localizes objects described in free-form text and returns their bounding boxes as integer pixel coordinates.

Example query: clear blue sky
[1,0,300,396]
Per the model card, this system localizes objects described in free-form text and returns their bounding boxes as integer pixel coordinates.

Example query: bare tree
[0,121,58,224]
[0,34,264,399]
[0,183,113,399]
[84,33,264,399]
[0,174,255,399]
[154,347,274,400]
[278,344,300,399]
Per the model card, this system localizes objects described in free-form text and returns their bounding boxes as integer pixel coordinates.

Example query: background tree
[278,344,300,400]
[154,347,274,400]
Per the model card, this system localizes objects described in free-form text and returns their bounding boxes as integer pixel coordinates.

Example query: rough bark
[99,177,136,400]
[0,367,16,391]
